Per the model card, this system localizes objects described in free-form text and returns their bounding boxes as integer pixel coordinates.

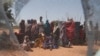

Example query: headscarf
[44,20,51,35]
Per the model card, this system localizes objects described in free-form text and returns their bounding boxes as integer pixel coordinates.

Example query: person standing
[19,20,25,44]
[53,22,60,48]
[43,20,51,49]
[60,22,69,47]
[66,19,75,46]
[38,16,44,36]
[19,20,25,34]
[25,20,32,41]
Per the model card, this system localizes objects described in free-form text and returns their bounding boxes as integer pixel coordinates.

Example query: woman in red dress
[66,19,75,44]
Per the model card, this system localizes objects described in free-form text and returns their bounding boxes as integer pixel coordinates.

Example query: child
[22,35,33,51]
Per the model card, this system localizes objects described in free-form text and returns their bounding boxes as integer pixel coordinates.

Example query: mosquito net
[0,0,28,56]
[81,0,100,56]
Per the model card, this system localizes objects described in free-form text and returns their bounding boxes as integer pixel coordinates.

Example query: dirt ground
[0,50,28,56]
[0,46,87,56]
[27,46,87,56]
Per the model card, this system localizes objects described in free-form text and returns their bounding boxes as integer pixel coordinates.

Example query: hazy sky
[17,0,85,24]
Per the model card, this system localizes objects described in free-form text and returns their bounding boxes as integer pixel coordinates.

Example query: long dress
[53,26,60,48]
[31,24,39,41]
[60,24,68,47]
[25,24,32,41]
[38,21,44,34]
[66,21,75,42]
[43,22,51,48]
[19,21,25,34]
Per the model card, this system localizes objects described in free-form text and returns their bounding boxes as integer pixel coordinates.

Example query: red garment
[66,21,75,41]
[80,29,85,39]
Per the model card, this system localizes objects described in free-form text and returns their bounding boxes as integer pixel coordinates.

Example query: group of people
[15,16,85,51]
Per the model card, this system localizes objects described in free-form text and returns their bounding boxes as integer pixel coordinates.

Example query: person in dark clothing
[43,20,52,49]
[19,20,25,34]
[31,20,39,41]
[60,22,69,47]
[25,20,32,41]
[44,20,51,36]
[18,20,25,44]
[15,32,24,44]
[79,25,86,44]
[53,22,60,48]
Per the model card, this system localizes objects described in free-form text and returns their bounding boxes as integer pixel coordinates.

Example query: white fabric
[53,26,58,33]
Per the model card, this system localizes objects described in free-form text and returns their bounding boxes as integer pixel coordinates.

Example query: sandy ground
[27,46,87,56]
[0,46,87,56]
[0,50,28,56]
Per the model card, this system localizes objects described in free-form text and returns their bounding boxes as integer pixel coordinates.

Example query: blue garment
[44,20,51,36]
[43,20,53,49]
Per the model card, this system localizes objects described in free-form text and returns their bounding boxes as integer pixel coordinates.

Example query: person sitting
[21,35,33,51]
[34,33,45,48]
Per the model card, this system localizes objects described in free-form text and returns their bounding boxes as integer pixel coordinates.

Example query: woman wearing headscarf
[19,20,25,44]
[19,20,25,34]
[43,20,51,49]
[60,22,69,47]
[25,20,32,41]
[31,20,39,41]
[66,19,75,46]
[53,22,60,48]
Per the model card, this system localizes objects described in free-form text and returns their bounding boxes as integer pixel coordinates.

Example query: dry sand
[0,46,87,56]
[27,46,87,56]
[0,50,28,56]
